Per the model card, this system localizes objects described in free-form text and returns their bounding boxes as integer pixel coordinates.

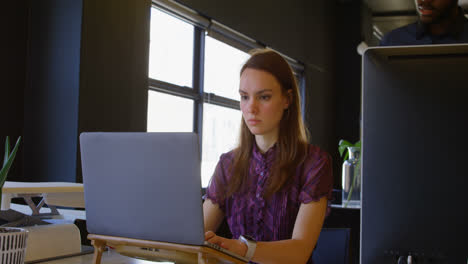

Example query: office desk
[33,250,168,264]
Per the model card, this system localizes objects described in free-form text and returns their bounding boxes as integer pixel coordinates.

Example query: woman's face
[239,68,290,139]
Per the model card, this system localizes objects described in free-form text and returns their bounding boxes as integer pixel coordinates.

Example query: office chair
[312,228,351,264]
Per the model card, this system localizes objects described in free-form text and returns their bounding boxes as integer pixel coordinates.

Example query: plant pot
[0,227,28,264]
[342,146,361,207]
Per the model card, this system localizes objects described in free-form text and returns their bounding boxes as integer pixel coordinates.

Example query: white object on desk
[24,223,82,262]
[1,181,84,216]
[7,203,87,262]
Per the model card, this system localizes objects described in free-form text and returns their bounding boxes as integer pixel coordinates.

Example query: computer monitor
[361,44,468,264]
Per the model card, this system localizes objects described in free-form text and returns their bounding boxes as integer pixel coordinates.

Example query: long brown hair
[223,49,309,199]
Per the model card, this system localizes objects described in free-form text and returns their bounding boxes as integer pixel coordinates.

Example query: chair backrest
[312,228,351,264]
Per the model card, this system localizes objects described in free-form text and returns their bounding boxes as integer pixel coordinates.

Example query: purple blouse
[205,143,333,244]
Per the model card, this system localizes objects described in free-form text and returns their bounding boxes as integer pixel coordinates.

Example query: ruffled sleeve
[204,152,232,212]
[299,145,334,204]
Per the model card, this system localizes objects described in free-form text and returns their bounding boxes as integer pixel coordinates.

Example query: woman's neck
[255,134,278,153]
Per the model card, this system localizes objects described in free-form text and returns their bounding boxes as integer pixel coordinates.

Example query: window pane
[201,103,241,186]
[149,8,193,87]
[147,91,193,132]
[204,36,250,100]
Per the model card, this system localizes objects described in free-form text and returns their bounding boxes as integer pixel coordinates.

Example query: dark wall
[333,0,363,145]
[1,0,150,183]
[177,0,308,61]
[76,0,151,182]
[0,1,28,181]
[78,0,150,133]
[303,0,336,159]
[332,0,364,187]
[23,0,83,182]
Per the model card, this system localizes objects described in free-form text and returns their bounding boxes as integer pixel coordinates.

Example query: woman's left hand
[205,231,248,257]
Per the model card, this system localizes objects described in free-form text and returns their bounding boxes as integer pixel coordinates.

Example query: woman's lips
[247,119,261,125]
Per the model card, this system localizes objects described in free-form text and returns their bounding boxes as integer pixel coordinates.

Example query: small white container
[0,227,28,264]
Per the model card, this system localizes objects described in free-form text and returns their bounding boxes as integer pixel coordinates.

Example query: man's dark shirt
[380,7,468,46]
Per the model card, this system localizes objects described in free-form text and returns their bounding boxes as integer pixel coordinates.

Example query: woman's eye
[240,95,248,100]
[260,95,271,100]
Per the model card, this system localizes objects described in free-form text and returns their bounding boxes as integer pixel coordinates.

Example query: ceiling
[364,0,468,44]
[365,0,468,13]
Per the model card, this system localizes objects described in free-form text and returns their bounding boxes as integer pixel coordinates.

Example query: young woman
[204,49,333,264]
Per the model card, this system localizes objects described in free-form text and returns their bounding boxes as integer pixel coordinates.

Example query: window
[202,103,241,186]
[148,8,193,87]
[147,91,193,132]
[201,36,249,185]
[147,4,304,187]
[204,36,248,101]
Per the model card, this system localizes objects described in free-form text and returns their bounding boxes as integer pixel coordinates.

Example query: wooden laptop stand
[88,234,247,264]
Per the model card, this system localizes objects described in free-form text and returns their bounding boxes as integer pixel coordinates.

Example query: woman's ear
[284,90,293,109]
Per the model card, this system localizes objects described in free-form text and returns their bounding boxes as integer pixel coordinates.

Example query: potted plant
[0,136,28,263]
[338,139,361,208]
[1,136,22,207]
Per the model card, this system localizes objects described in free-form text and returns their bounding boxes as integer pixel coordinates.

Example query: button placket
[255,158,268,239]
[251,143,276,242]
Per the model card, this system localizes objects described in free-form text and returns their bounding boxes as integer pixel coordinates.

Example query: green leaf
[354,140,361,148]
[3,136,10,167]
[0,136,21,187]
[338,139,353,157]
[339,139,361,162]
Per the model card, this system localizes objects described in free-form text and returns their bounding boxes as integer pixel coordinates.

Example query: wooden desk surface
[36,246,242,264]
[34,250,171,264]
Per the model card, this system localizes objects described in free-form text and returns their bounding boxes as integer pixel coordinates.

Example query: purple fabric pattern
[205,143,333,262]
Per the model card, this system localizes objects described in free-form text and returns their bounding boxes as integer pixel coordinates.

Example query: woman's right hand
[205,231,248,257]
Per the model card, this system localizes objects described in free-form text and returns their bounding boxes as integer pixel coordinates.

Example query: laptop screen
[80,132,205,245]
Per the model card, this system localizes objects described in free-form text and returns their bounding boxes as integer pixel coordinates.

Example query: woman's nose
[247,99,258,114]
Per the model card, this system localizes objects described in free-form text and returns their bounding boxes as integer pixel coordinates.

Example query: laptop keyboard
[204,241,248,262]
[206,241,222,251]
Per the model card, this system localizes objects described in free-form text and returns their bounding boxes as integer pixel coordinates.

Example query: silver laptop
[80,132,247,262]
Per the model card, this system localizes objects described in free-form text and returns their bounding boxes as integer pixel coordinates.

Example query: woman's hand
[205,231,248,257]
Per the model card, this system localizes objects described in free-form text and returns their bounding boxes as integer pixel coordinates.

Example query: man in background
[380,0,468,46]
